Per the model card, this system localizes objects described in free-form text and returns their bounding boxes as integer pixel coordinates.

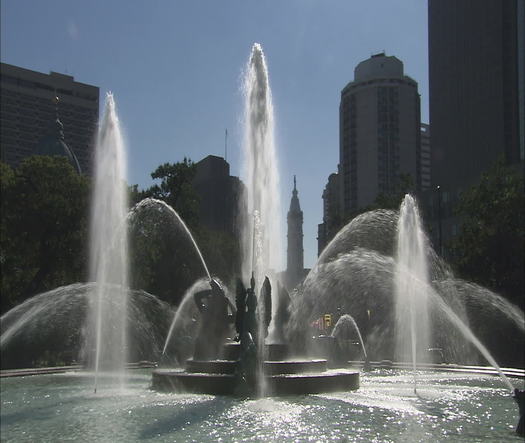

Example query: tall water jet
[241,43,281,396]
[241,43,282,284]
[395,195,431,390]
[88,93,129,391]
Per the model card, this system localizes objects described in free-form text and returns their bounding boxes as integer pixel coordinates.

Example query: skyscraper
[339,53,422,218]
[428,0,524,248]
[428,0,524,191]
[193,155,244,237]
[0,63,99,174]
[319,53,422,255]
[317,172,341,255]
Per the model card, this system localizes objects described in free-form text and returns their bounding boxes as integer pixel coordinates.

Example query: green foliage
[128,203,204,306]
[373,173,415,210]
[137,158,199,229]
[450,162,524,307]
[342,173,415,224]
[195,227,242,289]
[0,156,90,313]
[128,158,241,306]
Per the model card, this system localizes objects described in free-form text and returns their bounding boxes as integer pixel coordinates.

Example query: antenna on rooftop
[224,128,228,161]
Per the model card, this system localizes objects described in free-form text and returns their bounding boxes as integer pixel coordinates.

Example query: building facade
[318,53,422,255]
[420,123,431,191]
[193,155,244,237]
[317,172,341,255]
[427,0,524,249]
[0,63,99,174]
[339,53,422,218]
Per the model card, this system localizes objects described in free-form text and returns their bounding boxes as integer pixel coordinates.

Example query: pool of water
[1,369,523,442]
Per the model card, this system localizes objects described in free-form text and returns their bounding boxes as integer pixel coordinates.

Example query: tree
[0,156,90,313]
[195,227,242,289]
[128,159,202,305]
[373,173,415,210]
[450,162,524,308]
[135,158,199,229]
[128,158,242,305]
[340,173,415,226]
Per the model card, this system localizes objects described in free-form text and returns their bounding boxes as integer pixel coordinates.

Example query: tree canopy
[128,159,241,305]
[1,156,90,313]
[450,162,524,308]
[131,158,199,229]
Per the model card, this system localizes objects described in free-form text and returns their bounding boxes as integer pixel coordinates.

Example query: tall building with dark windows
[0,63,99,174]
[318,53,422,256]
[193,155,244,237]
[317,172,341,255]
[420,123,431,191]
[339,53,422,218]
[427,0,524,249]
[429,0,524,192]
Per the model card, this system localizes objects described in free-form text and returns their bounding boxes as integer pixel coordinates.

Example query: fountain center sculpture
[192,279,235,361]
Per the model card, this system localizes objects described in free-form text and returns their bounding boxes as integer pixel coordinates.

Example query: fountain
[88,93,129,391]
[0,94,174,373]
[1,44,524,440]
[291,202,524,369]
[152,43,359,397]
[331,314,370,369]
[395,194,431,391]
[240,43,281,285]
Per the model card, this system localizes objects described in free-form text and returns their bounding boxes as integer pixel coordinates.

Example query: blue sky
[1,0,428,269]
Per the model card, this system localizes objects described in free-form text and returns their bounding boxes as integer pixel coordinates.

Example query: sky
[1,0,429,269]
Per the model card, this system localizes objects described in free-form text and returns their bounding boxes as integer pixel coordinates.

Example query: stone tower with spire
[286,175,304,289]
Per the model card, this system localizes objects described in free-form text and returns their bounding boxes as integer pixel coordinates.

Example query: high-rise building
[317,172,341,255]
[339,53,422,218]
[0,63,99,174]
[427,0,524,249]
[193,155,244,236]
[428,0,524,190]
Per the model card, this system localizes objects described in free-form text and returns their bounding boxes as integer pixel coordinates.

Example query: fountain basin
[151,367,359,396]
[185,358,328,375]
[267,369,359,395]
[152,369,236,395]
[222,342,288,360]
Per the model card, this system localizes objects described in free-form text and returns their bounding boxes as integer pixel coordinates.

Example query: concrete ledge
[264,359,328,375]
[267,370,360,395]
[186,360,237,374]
[0,365,82,378]
[0,361,157,378]
[222,343,289,361]
[348,361,525,379]
[151,368,360,396]
[186,359,328,376]
[152,370,237,395]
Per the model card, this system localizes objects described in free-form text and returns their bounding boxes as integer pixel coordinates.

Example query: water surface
[1,370,522,442]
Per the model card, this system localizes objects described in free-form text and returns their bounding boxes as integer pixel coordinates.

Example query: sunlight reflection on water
[1,370,523,442]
